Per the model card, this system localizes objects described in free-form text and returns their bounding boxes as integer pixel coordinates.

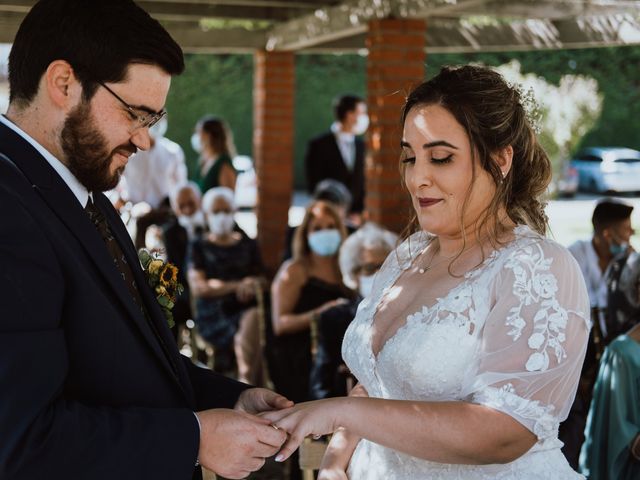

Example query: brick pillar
[253,50,295,276]
[366,19,426,234]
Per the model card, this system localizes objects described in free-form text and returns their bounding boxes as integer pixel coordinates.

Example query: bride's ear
[494,145,514,178]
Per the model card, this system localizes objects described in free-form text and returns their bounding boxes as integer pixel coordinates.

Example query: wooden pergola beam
[265,0,640,50]
[1,13,638,52]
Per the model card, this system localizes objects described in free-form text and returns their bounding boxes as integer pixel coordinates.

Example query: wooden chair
[299,315,329,479]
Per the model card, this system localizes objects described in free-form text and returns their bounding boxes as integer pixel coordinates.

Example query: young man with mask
[304,94,368,223]
[0,1,288,479]
[560,197,634,469]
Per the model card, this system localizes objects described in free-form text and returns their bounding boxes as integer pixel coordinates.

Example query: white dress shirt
[331,121,355,171]
[0,114,88,207]
[568,238,607,308]
[121,136,187,208]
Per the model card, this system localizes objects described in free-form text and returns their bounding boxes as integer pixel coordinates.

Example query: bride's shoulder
[497,225,582,276]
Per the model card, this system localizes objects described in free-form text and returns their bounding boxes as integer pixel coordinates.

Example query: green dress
[194,153,235,193]
[580,334,640,480]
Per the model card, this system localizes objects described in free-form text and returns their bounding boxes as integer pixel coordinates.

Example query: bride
[264,64,590,479]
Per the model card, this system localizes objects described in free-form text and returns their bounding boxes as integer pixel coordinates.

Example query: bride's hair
[399,65,551,256]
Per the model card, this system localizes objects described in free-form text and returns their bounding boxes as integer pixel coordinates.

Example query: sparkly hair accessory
[517,85,543,135]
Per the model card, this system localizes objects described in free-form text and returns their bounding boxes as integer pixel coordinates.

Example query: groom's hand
[196,408,287,479]
[235,387,293,414]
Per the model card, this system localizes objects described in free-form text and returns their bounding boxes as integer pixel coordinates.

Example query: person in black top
[310,222,397,400]
[188,187,265,385]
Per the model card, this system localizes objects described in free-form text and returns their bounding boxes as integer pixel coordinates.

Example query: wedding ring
[270,424,281,431]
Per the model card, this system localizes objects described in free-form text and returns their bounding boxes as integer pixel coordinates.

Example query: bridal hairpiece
[517,85,543,135]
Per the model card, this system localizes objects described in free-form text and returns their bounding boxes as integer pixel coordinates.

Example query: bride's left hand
[261,398,344,462]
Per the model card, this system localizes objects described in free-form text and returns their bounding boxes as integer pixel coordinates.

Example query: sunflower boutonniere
[138,249,184,329]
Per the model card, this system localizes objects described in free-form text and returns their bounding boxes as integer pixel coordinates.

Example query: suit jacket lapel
[329,135,349,176]
[0,122,192,403]
[97,194,194,402]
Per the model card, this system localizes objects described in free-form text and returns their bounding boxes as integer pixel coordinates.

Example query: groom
[0,1,288,479]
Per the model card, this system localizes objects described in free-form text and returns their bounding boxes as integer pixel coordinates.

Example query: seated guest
[580,321,640,479]
[270,200,354,480]
[187,187,264,384]
[270,200,354,403]
[282,179,355,262]
[162,182,205,339]
[310,222,397,399]
[562,197,635,469]
[605,251,640,343]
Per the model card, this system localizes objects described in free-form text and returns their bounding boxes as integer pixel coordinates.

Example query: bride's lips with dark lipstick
[418,197,442,208]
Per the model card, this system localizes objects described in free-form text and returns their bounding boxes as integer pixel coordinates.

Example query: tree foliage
[164,47,640,188]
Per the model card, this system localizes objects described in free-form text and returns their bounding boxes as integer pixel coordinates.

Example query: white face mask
[191,133,202,154]
[308,229,342,257]
[177,210,205,236]
[207,212,235,236]
[358,273,375,298]
[353,114,369,136]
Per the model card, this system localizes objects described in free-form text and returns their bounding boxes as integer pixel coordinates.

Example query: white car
[571,147,640,193]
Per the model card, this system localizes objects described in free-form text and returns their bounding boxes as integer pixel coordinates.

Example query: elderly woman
[187,187,263,384]
[264,65,590,479]
[191,115,237,193]
[310,223,397,400]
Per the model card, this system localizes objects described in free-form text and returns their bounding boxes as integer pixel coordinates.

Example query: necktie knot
[85,198,110,237]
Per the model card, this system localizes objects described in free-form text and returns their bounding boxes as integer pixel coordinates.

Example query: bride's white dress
[342,225,590,479]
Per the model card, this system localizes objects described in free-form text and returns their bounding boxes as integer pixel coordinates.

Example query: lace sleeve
[463,239,591,441]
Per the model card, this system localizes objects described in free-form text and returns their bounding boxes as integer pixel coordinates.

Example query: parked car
[554,162,579,198]
[570,147,640,194]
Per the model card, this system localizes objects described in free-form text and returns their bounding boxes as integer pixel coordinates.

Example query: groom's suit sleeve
[0,180,200,480]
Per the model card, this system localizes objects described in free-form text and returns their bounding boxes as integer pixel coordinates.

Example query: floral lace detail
[342,225,589,479]
[473,384,558,440]
[504,242,569,372]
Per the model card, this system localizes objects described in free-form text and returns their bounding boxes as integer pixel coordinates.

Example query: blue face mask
[609,241,628,257]
[308,229,342,257]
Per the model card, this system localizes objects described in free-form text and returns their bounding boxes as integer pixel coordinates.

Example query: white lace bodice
[342,225,590,479]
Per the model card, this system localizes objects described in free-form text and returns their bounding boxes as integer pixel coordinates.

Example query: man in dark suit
[0,1,288,479]
[304,94,368,220]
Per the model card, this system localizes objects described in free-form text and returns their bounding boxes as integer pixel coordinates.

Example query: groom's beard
[61,101,135,192]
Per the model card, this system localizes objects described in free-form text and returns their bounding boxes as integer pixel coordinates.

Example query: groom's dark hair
[8,0,184,107]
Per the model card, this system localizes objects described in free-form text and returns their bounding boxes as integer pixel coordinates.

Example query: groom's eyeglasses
[97,81,166,130]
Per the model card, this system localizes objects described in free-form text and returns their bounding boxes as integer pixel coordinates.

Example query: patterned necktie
[85,198,179,376]
[85,197,145,310]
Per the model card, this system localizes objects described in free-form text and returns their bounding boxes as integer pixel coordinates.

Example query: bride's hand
[261,398,344,462]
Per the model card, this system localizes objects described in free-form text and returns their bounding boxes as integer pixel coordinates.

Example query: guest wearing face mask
[161,182,206,340]
[191,115,237,194]
[269,200,354,479]
[561,197,635,469]
[310,223,398,400]
[305,94,368,225]
[187,187,264,384]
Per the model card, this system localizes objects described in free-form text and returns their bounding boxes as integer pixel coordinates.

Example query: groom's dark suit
[0,120,248,480]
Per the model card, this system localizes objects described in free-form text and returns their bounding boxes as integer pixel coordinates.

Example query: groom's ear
[43,60,83,113]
